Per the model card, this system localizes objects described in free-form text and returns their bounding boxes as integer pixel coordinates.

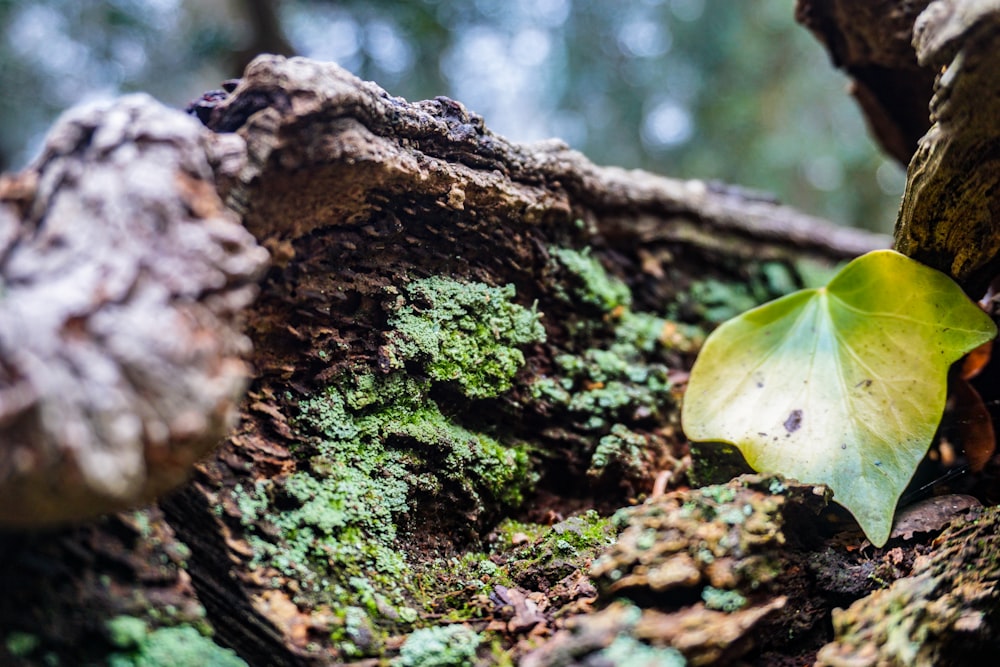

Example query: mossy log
[0,55,882,666]
[0,41,994,667]
[816,505,1000,666]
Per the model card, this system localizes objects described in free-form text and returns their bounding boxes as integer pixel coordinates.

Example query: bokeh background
[0,0,906,232]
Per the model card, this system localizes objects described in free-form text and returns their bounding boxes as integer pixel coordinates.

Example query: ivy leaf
[681,250,996,546]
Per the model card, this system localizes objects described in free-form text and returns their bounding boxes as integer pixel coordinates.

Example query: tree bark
[798,0,1000,296]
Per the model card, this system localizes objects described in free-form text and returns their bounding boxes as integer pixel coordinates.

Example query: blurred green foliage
[0,0,903,231]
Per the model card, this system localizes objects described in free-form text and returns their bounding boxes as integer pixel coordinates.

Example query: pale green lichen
[549,246,632,312]
[818,506,1000,666]
[685,278,761,324]
[236,370,532,655]
[591,475,825,611]
[676,260,804,325]
[701,586,748,612]
[338,606,380,660]
[306,371,534,509]
[534,247,680,480]
[234,276,543,659]
[598,635,687,667]
[383,276,545,399]
[393,625,481,667]
[532,346,673,433]
[105,617,246,667]
[589,424,649,480]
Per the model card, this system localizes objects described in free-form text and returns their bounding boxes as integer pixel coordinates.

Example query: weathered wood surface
[895,0,1000,294]
[799,0,1000,295]
[817,505,1000,666]
[0,55,888,667]
[0,96,268,525]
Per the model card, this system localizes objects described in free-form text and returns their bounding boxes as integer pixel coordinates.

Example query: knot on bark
[0,94,269,525]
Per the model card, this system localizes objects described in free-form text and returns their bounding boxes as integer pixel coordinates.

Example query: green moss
[393,625,481,667]
[408,550,513,623]
[549,511,618,551]
[508,511,619,588]
[550,246,632,312]
[687,442,754,487]
[5,632,40,658]
[491,518,550,551]
[105,617,246,667]
[234,277,542,659]
[383,276,545,399]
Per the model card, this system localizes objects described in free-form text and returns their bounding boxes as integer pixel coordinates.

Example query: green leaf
[681,250,996,546]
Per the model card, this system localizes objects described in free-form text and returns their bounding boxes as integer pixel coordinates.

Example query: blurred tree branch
[796,0,937,165]
[233,0,296,75]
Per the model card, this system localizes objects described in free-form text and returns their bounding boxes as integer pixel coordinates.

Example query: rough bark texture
[817,505,1000,666]
[0,95,268,525]
[798,0,1000,295]
[1,6,998,662]
[0,55,888,667]
[894,0,1000,294]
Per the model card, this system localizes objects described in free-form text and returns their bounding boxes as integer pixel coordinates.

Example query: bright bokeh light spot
[642,99,693,149]
[365,20,414,74]
[441,25,551,142]
[617,19,672,58]
[876,159,906,195]
[10,5,74,71]
[803,155,844,192]
[289,10,361,66]
[670,0,706,22]
[512,28,552,67]
[522,0,571,27]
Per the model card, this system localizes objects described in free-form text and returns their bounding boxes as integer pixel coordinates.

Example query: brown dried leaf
[951,378,995,473]
[890,494,981,541]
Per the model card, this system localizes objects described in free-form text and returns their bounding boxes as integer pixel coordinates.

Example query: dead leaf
[890,494,981,541]
[961,340,993,380]
[951,378,995,472]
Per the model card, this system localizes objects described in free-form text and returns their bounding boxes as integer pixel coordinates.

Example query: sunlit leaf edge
[682,250,997,546]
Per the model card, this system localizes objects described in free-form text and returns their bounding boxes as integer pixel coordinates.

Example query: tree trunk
[798,0,1000,295]
[2,2,999,664]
